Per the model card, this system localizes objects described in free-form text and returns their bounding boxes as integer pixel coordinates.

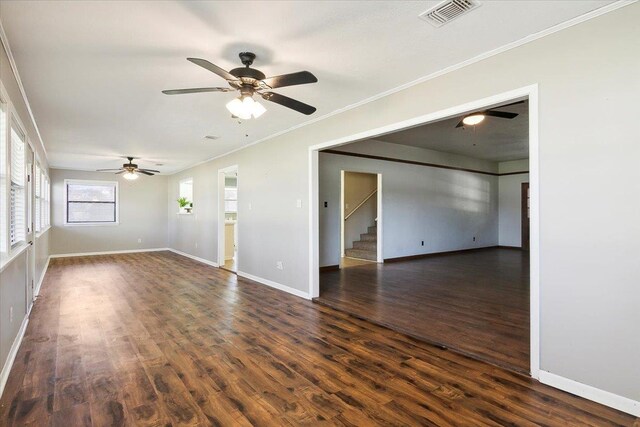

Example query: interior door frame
[339,171,383,264]
[217,164,238,269]
[308,84,540,378]
[522,182,530,250]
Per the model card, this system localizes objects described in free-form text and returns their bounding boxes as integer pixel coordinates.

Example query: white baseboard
[33,255,51,297]
[237,270,310,300]
[167,248,219,268]
[0,315,29,398]
[539,370,640,417]
[50,248,169,258]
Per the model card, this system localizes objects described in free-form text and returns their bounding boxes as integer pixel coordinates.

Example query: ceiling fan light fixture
[226,95,266,119]
[462,113,485,126]
[123,171,139,180]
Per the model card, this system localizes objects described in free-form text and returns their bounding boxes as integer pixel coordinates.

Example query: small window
[0,99,7,254]
[224,187,237,213]
[179,178,193,213]
[35,164,42,232]
[9,124,26,247]
[65,180,118,225]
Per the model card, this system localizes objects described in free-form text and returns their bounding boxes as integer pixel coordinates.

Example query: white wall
[499,159,529,247]
[320,148,499,267]
[166,5,640,405]
[50,169,168,254]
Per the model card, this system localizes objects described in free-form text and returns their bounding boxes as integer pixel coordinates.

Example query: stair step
[353,240,377,251]
[368,226,377,234]
[360,233,377,242]
[345,248,377,261]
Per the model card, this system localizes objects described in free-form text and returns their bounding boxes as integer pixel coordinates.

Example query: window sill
[64,222,120,227]
[177,212,193,215]
[35,226,51,238]
[0,242,29,274]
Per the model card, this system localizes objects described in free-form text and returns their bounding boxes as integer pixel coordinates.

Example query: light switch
[296,199,302,208]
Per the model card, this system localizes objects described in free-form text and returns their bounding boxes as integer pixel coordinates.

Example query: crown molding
[169,0,636,176]
[0,19,49,164]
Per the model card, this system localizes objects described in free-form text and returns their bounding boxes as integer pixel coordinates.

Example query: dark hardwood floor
[318,248,530,373]
[0,251,636,426]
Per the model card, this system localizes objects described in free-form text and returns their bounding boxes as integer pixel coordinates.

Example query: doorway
[521,182,530,250]
[340,171,382,267]
[310,85,540,377]
[218,165,238,273]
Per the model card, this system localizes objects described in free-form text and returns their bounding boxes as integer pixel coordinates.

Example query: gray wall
[498,159,529,247]
[166,5,640,402]
[0,39,50,384]
[320,149,499,266]
[50,169,168,254]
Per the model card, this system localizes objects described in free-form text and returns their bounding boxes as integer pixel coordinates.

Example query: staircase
[345,224,377,261]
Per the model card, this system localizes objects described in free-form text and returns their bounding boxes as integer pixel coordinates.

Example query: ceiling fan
[162,52,317,119]
[456,101,524,128]
[97,157,159,180]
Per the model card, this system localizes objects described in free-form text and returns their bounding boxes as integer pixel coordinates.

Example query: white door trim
[308,84,540,378]
[217,165,238,268]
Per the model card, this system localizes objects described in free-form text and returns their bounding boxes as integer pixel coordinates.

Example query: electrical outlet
[249,203,252,210]
[10,306,13,323]
[296,199,302,208]
[324,201,328,208]
[138,238,142,243]
[276,261,284,270]
[195,242,198,248]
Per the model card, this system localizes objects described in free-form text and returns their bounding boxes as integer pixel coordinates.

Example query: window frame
[64,179,120,226]
[178,177,194,214]
[9,113,27,248]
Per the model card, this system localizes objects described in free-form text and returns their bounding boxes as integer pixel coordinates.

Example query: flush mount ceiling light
[462,113,485,126]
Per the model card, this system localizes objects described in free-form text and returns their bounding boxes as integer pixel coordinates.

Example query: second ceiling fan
[163,52,318,119]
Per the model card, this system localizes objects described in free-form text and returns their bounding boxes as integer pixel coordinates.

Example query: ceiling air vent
[419,0,480,27]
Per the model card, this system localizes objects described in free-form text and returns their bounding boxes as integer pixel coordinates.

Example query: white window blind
[10,126,26,246]
[66,180,118,224]
[35,164,42,232]
[0,101,7,253]
[45,177,50,227]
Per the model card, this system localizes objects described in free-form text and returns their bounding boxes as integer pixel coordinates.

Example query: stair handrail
[344,189,377,221]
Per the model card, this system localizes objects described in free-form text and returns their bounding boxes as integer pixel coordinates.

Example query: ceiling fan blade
[187,58,238,82]
[496,100,525,109]
[260,92,316,115]
[162,87,232,95]
[115,170,126,174]
[137,170,154,176]
[455,120,465,128]
[485,110,519,119]
[137,168,160,173]
[260,71,318,89]
[97,168,124,172]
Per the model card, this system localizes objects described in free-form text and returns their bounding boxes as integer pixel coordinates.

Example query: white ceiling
[1,1,611,173]
[376,100,529,162]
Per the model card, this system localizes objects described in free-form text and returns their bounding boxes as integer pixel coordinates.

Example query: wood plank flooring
[0,251,636,426]
[318,248,530,373]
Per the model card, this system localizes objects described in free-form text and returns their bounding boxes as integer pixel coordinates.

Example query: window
[65,180,118,224]
[179,178,193,213]
[0,99,7,254]
[35,164,42,232]
[44,175,50,228]
[9,124,26,247]
[224,187,237,213]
